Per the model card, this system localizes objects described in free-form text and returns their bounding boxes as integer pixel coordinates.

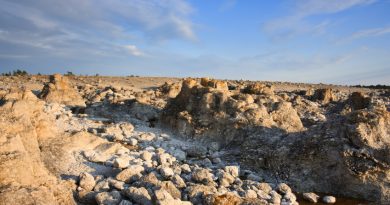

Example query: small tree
[12,69,28,76]
[65,71,75,76]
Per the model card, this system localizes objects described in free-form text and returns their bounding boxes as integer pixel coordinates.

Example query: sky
[0,0,389,85]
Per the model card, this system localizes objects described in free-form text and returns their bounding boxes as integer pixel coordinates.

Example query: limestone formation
[243,82,274,96]
[0,88,75,205]
[1,75,389,205]
[311,88,335,103]
[38,74,86,107]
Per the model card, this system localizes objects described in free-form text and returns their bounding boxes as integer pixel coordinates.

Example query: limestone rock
[123,187,152,205]
[192,168,214,184]
[95,191,122,205]
[322,196,336,204]
[276,183,292,195]
[160,167,175,179]
[38,74,86,107]
[303,192,320,203]
[186,184,217,204]
[243,83,274,96]
[312,88,334,104]
[349,92,370,110]
[116,165,144,183]
[204,192,242,205]
[224,166,240,178]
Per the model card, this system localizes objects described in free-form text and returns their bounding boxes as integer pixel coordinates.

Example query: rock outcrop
[163,78,304,145]
[39,74,85,107]
[311,88,335,103]
[162,78,390,202]
[0,88,75,205]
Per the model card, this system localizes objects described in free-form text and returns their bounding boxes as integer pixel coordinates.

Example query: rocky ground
[0,74,388,205]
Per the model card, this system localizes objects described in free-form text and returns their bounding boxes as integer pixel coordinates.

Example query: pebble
[129,138,138,146]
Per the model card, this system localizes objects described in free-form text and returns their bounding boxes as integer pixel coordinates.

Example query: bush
[65,71,75,76]
[1,69,28,76]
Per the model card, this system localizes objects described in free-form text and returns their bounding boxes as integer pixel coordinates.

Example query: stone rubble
[1,75,389,204]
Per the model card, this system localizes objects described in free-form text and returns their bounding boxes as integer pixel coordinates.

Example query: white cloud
[350,26,390,40]
[0,0,196,61]
[263,0,376,39]
[294,0,375,16]
[124,45,144,57]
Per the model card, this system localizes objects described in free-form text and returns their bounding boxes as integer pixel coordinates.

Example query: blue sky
[0,0,389,85]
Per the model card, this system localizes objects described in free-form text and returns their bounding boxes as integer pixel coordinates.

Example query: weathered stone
[224,166,240,178]
[160,181,182,199]
[38,74,86,107]
[277,183,292,194]
[217,171,235,187]
[123,187,152,205]
[204,192,242,205]
[303,192,320,203]
[129,138,138,146]
[116,165,144,183]
[154,189,191,205]
[186,184,217,204]
[79,172,96,192]
[113,157,130,168]
[269,190,282,204]
[157,153,175,166]
[283,192,297,203]
[94,180,110,192]
[141,151,153,161]
[243,82,274,96]
[256,183,272,194]
[187,145,208,158]
[322,196,336,204]
[95,191,122,205]
[172,174,186,188]
[243,190,257,198]
[312,88,334,103]
[192,168,214,184]
[138,172,161,188]
[160,167,175,179]
[349,92,370,110]
[107,178,125,190]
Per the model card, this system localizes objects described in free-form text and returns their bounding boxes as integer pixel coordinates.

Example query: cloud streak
[124,45,144,57]
[263,0,376,39]
[350,26,390,40]
[0,0,196,62]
